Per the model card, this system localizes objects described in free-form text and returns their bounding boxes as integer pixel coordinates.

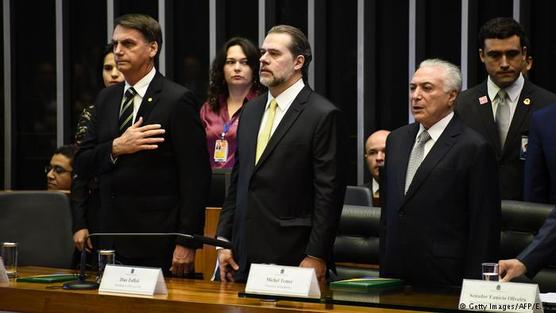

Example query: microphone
[63,232,232,290]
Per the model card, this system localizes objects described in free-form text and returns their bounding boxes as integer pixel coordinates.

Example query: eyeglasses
[44,165,72,175]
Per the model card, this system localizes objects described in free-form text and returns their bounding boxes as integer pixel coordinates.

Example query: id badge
[214,139,228,163]
[520,135,528,160]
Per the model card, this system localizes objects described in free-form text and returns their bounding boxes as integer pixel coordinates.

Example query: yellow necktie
[255,99,278,164]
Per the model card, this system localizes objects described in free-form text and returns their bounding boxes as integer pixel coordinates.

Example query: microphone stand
[63,232,232,290]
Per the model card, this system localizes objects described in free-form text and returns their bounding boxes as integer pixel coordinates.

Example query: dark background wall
[2,0,554,189]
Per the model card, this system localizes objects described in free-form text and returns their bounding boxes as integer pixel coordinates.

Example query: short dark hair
[267,25,312,83]
[114,14,162,60]
[53,145,78,166]
[207,37,265,112]
[478,17,528,50]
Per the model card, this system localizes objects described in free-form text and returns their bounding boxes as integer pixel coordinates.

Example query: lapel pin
[479,96,488,105]
[523,98,531,105]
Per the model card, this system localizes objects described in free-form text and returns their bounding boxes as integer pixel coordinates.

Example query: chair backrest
[344,185,372,206]
[0,191,74,268]
[207,168,232,207]
[332,200,556,289]
[332,205,381,280]
[500,200,556,292]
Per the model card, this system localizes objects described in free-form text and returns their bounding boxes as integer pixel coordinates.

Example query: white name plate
[99,264,167,296]
[245,263,320,299]
[459,279,543,313]
[0,258,8,284]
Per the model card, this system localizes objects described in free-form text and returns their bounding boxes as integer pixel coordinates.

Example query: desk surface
[0,267,457,313]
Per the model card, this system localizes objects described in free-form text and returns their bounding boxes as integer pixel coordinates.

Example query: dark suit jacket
[380,114,501,286]
[518,205,556,279]
[216,86,347,281]
[75,72,211,261]
[456,79,556,200]
[524,104,556,205]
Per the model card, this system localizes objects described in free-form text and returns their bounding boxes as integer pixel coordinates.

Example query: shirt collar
[487,73,524,103]
[265,78,305,111]
[372,177,380,194]
[418,111,454,142]
[124,67,157,98]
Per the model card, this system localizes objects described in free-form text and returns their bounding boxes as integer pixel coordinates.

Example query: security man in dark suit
[73,14,210,276]
[216,25,347,283]
[380,59,500,286]
[455,17,556,200]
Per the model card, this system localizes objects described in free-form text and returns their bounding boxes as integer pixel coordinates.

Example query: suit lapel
[254,87,309,168]
[475,82,501,153]
[402,115,462,206]
[108,84,125,138]
[395,124,420,203]
[244,95,268,169]
[135,72,163,123]
[503,80,532,156]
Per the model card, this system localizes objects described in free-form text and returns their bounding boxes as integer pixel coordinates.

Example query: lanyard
[221,114,240,139]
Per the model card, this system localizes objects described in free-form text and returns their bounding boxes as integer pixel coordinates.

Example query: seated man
[365,130,389,206]
[46,145,77,192]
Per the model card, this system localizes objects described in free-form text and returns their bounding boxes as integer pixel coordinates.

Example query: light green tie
[255,99,278,164]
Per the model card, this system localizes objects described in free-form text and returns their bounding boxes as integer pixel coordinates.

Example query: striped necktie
[119,87,137,134]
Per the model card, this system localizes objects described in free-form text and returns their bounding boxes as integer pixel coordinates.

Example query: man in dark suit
[216,25,347,283]
[380,59,500,286]
[524,105,556,204]
[365,130,389,206]
[73,14,210,276]
[455,17,556,200]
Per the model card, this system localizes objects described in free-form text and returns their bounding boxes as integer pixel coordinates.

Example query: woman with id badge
[200,37,265,169]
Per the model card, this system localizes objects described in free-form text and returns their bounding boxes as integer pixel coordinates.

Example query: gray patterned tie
[495,89,510,150]
[405,130,431,194]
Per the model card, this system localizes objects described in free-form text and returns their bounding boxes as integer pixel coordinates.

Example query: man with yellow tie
[216,25,347,283]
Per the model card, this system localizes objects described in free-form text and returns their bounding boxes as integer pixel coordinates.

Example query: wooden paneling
[195,207,221,280]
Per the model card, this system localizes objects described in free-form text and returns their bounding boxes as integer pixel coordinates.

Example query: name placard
[99,265,167,296]
[245,263,320,299]
[0,258,8,284]
[459,279,542,313]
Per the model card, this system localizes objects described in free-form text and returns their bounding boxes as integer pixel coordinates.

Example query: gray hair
[418,59,462,93]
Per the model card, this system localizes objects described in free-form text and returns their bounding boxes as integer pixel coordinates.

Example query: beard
[260,70,289,88]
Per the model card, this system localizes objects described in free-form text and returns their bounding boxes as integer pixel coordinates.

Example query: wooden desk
[0,267,419,313]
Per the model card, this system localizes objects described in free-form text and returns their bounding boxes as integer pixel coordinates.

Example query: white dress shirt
[487,73,524,121]
[257,78,305,138]
[122,67,157,122]
[414,111,454,159]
